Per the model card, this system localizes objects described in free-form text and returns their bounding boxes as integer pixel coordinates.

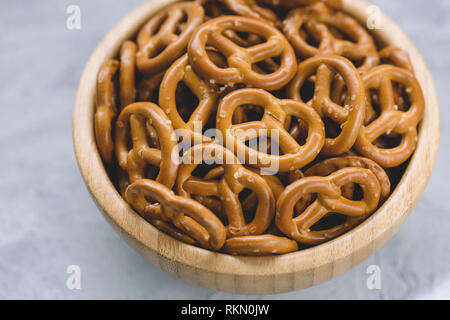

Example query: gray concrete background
[0,0,449,299]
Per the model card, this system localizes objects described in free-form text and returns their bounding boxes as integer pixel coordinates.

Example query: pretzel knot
[217,88,325,172]
[355,65,425,167]
[95,59,119,165]
[305,156,391,200]
[276,167,381,245]
[176,143,276,237]
[126,179,226,250]
[287,55,365,155]
[283,3,379,71]
[115,102,179,188]
[188,16,297,91]
[159,54,219,142]
[194,166,286,226]
[136,2,205,76]
[223,235,299,256]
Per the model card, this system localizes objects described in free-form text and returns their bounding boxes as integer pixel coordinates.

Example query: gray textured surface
[0,0,448,300]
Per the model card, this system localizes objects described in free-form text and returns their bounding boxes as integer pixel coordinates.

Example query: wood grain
[72,0,440,294]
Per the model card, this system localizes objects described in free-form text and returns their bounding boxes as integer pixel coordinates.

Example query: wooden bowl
[73,0,440,294]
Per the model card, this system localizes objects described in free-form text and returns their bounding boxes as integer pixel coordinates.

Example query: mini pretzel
[379,46,413,72]
[119,167,196,246]
[176,143,276,237]
[287,54,365,155]
[126,179,226,250]
[305,156,391,200]
[223,235,298,256]
[115,102,179,187]
[119,41,137,109]
[217,88,325,172]
[188,16,297,91]
[194,166,285,223]
[159,54,219,142]
[136,2,204,76]
[276,167,381,245]
[283,3,379,71]
[332,47,413,118]
[95,59,119,165]
[218,0,280,26]
[355,65,424,167]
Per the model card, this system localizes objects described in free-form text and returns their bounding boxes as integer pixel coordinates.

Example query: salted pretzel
[305,156,391,200]
[136,2,204,76]
[287,54,365,155]
[276,167,381,245]
[354,65,424,167]
[119,41,137,109]
[95,59,119,165]
[188,16,297,91]
[118,164,196,245]
[126,179,226,250]
[176,143,276,237]
[217,88,325,172]
[223,235,298,255]
[332,47,413,117]
[218,0,280,26]
[193,166,285,224]
[379,46,413,72]
[159,54,219,142]
[115,102,179,188]
[283,3,379,71]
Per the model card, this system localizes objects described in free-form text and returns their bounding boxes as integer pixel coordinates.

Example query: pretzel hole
[309,213,348,231]
[323,116,342,139]
[328,26,347,40]
[175,82,199,122]
[373,135,402,149]
[239,188,257,223]
[300,78,316,102]
[148,42,167,59]
[245,136,282,157]
[147,166,160,180]
[233,105,265,124]
[293,194,317,219]
[349,57,365,69]
[252,57,281,75]
[175,13,188,35]
[289,118,309,145]
[341,183,363,201]
[192,163,222,178]
[392,82,412,111]
[301,24,321,48]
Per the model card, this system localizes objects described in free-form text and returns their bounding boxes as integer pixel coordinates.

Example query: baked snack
[93,0,424,255]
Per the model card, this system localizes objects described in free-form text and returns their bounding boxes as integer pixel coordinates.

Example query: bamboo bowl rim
[73,0,440,294]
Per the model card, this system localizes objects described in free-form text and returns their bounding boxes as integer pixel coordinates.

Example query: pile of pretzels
[94,0,425,256]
